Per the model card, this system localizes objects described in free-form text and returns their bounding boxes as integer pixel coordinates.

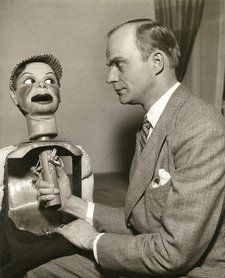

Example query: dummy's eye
[44,78,55,85]
[24,78,35,85]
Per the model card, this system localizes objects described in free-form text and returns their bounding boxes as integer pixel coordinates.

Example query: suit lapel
[125,126,167,222]
[129,131,141,179]
[125,85,191,223]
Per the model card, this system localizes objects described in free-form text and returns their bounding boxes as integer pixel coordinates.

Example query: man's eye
[116,62,125,72]
[24,78,35,85]
[44,78,55,85]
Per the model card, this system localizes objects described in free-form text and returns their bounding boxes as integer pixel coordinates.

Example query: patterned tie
[140,115,151,151]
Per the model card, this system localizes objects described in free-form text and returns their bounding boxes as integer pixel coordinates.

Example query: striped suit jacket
[94,85,225,277]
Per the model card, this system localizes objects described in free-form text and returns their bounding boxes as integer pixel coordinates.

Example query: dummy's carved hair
[9,54,62,91]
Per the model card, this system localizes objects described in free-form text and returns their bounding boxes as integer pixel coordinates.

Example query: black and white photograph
[0,0,225,277]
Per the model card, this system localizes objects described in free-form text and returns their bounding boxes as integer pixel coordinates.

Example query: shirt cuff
[93,233,105,263]
[85,201,95,226]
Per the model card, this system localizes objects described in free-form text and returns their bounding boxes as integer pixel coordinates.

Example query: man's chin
[118,95,132,105]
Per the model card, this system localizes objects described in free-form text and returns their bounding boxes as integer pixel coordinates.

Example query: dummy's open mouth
[31,94,53,104]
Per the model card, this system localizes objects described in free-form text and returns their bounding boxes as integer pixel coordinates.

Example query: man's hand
[36,146,94,205]
[55,219,100,251]
[36,146,93,218]
[36,166,88,219]
[36,165,72,209]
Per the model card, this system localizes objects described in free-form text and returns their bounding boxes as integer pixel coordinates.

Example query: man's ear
[9,89,18,105]
[151,50,164,75]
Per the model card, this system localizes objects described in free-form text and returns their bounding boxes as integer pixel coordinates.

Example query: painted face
[13,62,60,116]
[106,25,155,106]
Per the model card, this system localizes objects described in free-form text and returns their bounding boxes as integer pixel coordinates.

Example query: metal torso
[3,140,82,234]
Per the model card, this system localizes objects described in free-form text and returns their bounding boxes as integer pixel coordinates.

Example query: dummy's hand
[37,165,72,208]
[55,219,100,250]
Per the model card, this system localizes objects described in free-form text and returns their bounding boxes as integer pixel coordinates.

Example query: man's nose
[106,68,119,84]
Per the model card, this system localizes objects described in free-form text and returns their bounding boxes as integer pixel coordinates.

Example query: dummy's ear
[9,89,18,105]
[151,50,164,75]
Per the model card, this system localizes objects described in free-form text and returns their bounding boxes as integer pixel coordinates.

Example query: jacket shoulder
[175,88,225,131]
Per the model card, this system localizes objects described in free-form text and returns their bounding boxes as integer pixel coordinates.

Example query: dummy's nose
[36,81,47,89]
[106,68,119,84]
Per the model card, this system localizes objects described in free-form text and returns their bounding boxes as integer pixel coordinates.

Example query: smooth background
[0,0,155,173]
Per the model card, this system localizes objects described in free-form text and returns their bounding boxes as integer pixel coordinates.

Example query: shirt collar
[146,82,180,128]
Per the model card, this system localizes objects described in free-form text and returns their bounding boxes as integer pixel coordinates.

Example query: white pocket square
[151,169,171,188]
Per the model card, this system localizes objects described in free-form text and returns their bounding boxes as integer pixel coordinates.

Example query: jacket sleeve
[95,114,225,276]
[93,203,134,235]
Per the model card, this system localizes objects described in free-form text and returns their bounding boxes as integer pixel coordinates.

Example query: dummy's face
[13,62,60,116]
[106,25,154,106]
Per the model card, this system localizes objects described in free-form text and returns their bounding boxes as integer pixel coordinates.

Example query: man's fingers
[38,188,59,195]
[35,179,60,202]
[36,180,54,189]
[38,194,55,202]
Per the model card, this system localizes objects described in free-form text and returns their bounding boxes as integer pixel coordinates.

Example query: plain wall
[0,0,155,173]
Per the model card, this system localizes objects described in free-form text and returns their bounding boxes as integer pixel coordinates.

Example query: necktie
[139,115,151,151]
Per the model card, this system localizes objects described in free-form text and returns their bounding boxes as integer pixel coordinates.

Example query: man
[34,19,225,277]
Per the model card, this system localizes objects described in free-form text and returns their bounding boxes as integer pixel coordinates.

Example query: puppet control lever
[34,148,63,208]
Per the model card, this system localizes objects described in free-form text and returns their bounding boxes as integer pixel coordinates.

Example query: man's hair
[107,19,180,69]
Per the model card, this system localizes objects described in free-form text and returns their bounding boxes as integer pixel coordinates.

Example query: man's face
[106,25,154,106]
[13,62,60,116]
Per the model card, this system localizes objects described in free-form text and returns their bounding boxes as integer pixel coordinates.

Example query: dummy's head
[9,54,62,116]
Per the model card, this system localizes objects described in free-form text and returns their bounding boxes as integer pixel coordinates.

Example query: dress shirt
[86,81,180,263]
[146,81,180,140]
[85,201,95,225]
